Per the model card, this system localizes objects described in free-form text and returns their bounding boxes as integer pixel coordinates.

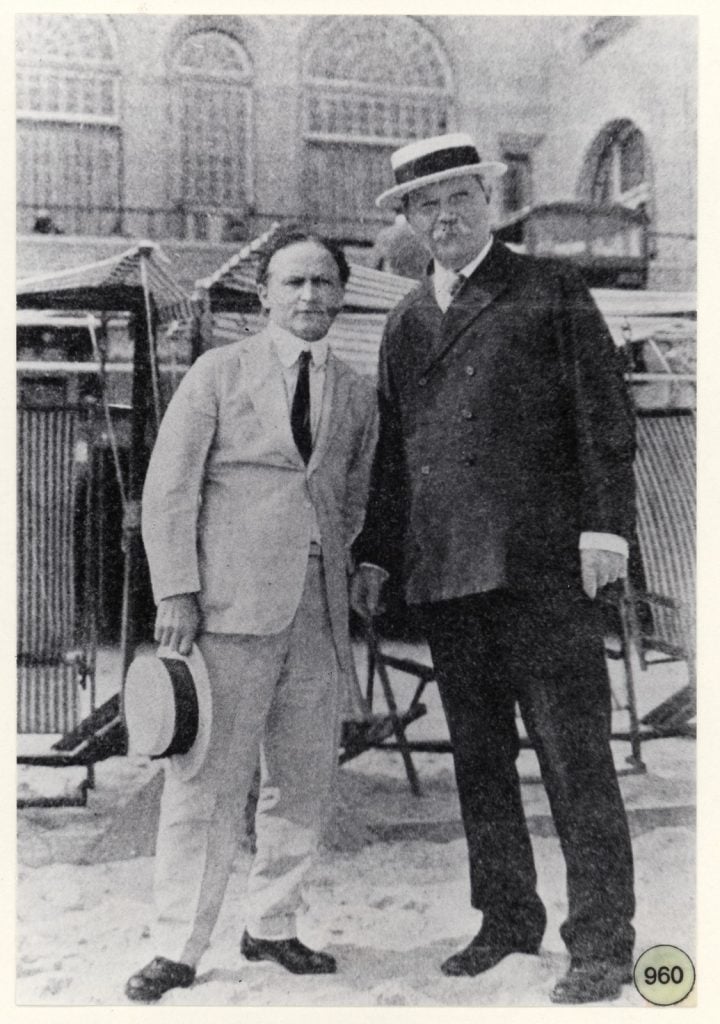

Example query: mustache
[433,224,471,238]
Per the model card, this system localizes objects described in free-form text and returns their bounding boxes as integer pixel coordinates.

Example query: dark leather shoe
[441,937,541,977]
[241,930,337,974]
[550,959,633,1003]
[125,956,195,1002]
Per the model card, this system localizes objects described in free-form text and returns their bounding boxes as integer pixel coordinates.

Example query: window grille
[302,16,452,228]
[583,120,650,210]
[172,30,253,237]
[16,14,120,234]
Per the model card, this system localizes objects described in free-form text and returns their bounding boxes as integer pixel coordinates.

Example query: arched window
[580,119,651,210]
[171,29,253,241]
[16,14,121,235]
[302,16,453,234]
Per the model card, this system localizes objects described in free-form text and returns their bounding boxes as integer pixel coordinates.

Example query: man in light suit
[125,227,378,1001]
[353,134,637,1003]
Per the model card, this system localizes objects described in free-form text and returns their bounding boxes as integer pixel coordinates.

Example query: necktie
[291,350,313,464]
[449,273,465,301]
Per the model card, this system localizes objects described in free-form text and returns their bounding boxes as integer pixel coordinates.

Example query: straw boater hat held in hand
[375,132,507,209]
[124,644,212,782]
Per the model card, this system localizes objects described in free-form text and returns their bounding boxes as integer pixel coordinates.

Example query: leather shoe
[241,930,337,974]
[550,959,633,1003]
[441,937,541,977]
[125,956,195,1002]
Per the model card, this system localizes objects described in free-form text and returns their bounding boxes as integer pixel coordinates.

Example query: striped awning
[206,310,386,379]
[17,242,193,322]
[593,288,696,348]
[593,289,696,320]
[195,225,417,314]
[196,230,696,393]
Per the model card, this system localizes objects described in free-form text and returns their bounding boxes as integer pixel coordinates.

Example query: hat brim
[376,161,507,209]
[160,643,213,783]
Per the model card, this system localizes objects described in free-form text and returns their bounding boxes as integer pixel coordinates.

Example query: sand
[15,643,695,1008]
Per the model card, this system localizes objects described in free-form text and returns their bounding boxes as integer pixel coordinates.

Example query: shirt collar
[433,235,494,289]
[266,320,329,369]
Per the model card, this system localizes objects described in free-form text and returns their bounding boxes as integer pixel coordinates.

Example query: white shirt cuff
[359,562,390,583]
[579,532,629,558]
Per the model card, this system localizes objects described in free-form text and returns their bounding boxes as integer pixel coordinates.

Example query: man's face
[404,174,492,270]
[258,241,345,342]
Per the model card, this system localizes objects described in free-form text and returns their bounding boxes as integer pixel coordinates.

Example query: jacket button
[465,366,476,377]
[462,455,477,467]
[420,464,431,475]
[418,376,428,387]
[461,407,474,420]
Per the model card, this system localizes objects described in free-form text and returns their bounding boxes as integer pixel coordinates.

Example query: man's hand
[350,565,387,621]
[154,593,201,655]
[580,548,627,600]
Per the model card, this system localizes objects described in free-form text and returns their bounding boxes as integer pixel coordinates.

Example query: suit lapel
[421,240,513,372]
[405,281,444,372]
[243,331,304,468]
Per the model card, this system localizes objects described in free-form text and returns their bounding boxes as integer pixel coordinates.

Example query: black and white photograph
[11,4,704,1012]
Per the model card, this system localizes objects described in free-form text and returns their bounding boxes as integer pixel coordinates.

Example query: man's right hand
[154,593,201,656]
[350,565,387,621]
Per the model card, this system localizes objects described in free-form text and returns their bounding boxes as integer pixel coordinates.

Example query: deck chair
[339,623,429,795]
[618,409,696,739]
[17,403,100,807]
[353,406,692,789]
[359,610,649,793]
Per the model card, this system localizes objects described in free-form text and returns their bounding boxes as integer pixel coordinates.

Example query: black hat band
[394,145,481,187]
[154,657,200,759]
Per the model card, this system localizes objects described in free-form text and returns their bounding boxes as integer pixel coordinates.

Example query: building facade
[16,13,696,290]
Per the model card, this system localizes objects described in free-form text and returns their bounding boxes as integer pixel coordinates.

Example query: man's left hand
[580,548,628,600]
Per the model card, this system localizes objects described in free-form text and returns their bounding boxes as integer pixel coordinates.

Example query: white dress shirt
[432,238,493,312]
[267,321,327,544]
[268,321,328,443]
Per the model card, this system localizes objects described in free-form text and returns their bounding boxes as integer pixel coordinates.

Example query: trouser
[421,586,635,963]
[152,553,341,967]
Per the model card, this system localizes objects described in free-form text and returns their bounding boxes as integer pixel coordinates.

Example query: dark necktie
[449,273,465,301]
[291,350,313,464]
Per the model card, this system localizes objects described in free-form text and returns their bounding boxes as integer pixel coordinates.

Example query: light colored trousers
[153,554,341,967]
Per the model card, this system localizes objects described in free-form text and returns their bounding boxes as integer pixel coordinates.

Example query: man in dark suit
[352,134,637,1004]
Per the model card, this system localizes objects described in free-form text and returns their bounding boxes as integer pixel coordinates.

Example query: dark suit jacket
[356,239,636,604]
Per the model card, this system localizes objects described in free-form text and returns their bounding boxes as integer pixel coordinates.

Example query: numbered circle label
[634,945,695,1006]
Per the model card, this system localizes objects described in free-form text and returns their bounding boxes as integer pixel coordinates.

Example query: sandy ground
[15,642,695,1008]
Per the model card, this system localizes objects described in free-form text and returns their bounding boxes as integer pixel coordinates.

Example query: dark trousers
[421,586,635,963]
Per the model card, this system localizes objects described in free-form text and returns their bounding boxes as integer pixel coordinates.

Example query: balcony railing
[17,203,390,245]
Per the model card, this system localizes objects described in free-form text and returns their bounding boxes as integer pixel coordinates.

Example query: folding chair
[17,401,101,807]
[339,622,430,795]
[618,409,696,740]
[341,396,695,792]
[354,405,696,789]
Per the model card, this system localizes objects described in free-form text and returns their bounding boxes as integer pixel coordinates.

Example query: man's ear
[257,282,270,311]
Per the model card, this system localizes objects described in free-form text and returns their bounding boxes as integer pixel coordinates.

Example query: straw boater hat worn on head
[124,644,212,782]
[375,133,507,210]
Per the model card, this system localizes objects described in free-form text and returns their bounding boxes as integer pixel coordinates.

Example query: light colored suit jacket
[142,329,378,684]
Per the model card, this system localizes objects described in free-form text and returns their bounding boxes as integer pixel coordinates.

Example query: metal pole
[119,295,154,685]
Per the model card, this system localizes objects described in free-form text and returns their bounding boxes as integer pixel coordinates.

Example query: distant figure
[224,216,248,243]
[372,213,430,280]
[32,210,63,235]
